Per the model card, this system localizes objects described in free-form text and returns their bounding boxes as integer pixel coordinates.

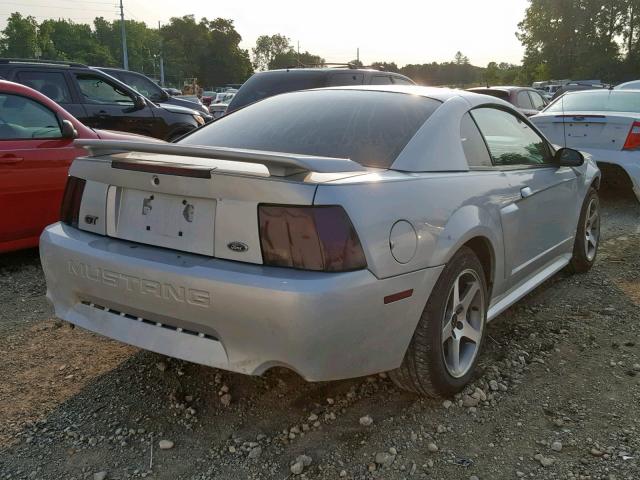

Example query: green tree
[371,61,400,72]
[517,0,629,83]
[37,19,113,65]
[252,34,291,70]
[0,13,38,58]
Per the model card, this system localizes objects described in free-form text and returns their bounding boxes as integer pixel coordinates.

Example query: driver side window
[471,107,551,167]
[0,94,62,140]
[74,73,133,105]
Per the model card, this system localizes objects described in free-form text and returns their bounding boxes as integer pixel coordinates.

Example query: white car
[531,89,640,201]
[615,80,640,90]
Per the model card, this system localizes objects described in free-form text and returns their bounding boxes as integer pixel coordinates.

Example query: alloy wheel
[584,198,600,261]
[441,269,485,378]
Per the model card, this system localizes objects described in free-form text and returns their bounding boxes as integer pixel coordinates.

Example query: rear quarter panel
[314,171,512,290]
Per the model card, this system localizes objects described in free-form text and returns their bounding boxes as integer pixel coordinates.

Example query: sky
[3,0,529,67]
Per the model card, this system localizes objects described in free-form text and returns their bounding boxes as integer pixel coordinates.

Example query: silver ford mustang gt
[40,85,601,396]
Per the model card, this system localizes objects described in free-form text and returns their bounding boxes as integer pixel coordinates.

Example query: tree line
[518,0,640,84]
[2,1,639,89]
[0,13,253,88]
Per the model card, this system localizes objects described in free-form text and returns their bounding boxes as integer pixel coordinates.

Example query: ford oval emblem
[227,241,249,253]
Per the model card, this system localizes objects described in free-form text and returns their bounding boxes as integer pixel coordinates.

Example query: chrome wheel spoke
[447,337,461,375]
[460,282,480,314]
[452,277,460,307]
[442,317,453,342]
[461,318,481,343]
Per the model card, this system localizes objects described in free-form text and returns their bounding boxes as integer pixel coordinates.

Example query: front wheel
[569,188,600,273]
[389,247,488,397]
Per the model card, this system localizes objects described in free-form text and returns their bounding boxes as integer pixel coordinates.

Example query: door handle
[97,110,111,117]
[520,186,533,198]
[0,156,24,164]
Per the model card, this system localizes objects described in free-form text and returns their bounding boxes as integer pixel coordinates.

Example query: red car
[0,80,161,253]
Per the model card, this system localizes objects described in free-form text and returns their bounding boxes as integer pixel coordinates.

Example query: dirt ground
[0,189,638,480]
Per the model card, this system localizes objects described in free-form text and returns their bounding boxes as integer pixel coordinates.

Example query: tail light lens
[258,205,367,272]
[623,121,640,150]
[60,176,86,227]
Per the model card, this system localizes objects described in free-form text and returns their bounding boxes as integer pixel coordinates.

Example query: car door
[72,71,156,135]
[471,106,579,285]
[0,92,80,248]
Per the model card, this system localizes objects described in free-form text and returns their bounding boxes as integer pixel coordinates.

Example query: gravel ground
[0,188,638,480]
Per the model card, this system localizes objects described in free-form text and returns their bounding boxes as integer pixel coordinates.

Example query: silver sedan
[40,86,601,396]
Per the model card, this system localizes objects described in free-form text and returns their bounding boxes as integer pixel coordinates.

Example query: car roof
[321,84,515,109]
[254,68,410,78]
[468,86,528,92]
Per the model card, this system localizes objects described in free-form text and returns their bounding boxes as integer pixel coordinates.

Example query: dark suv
[226,67,415,114]
[96,67,211,116]
[0,59,207,141]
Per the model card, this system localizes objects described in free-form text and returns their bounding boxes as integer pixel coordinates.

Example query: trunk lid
[71,140,368,264]
[534,112,637,150]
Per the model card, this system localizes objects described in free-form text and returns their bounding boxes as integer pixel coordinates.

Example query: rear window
[227,71,327,112]
[546,90,640,113]
[470,89,509,101]
[180,89,441,168]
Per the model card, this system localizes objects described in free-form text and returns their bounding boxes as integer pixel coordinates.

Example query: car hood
[158,102,203,116]
[93,129,165,142]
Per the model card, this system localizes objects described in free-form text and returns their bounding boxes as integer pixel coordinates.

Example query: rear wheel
[569,188,600,273]
[390,247,487,397]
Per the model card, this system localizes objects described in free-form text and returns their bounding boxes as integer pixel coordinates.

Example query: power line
[3,2,116,13]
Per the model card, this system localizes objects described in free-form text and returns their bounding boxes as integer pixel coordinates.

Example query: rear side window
[470,89,509,101]
[328,72,364,86]
[370,75,393,85]
[392,76,414,85]
[181,90,441,168]
[460,113,492,167]
[17,71,72,103]
[546,90,640,113]
[528,91,546,110]
[228,72,328,112]
[471,107,550,166]
[0,94,62,139]
[516,91,533,109]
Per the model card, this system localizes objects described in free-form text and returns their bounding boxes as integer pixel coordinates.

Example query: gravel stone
[158,439,174,450]
[359,415,373,426]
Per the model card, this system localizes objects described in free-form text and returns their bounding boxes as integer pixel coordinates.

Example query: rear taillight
[623,121,640,150]
[258,205,367,272]
[60,176,86,227]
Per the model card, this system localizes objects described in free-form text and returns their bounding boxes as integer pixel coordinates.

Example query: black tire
[390,247,488,397]
[568,188,600,274]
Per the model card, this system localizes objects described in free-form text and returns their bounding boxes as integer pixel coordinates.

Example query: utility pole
[356,48,359,64]
[119,0,129,70]
[158,21,165,86]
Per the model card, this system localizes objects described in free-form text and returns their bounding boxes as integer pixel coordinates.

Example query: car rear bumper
[581,148,640,200]
[40,223,443,381]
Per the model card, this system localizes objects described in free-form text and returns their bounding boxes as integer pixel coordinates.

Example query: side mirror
[555,147,584,167]
[133,95,147,109]
[61,119,77,139]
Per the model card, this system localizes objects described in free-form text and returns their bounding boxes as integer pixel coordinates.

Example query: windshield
[546,90,640,113]
[227,71,328,112]
[180,89,441,168]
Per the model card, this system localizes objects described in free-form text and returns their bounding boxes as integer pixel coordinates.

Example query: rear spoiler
[74,139,366,177]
